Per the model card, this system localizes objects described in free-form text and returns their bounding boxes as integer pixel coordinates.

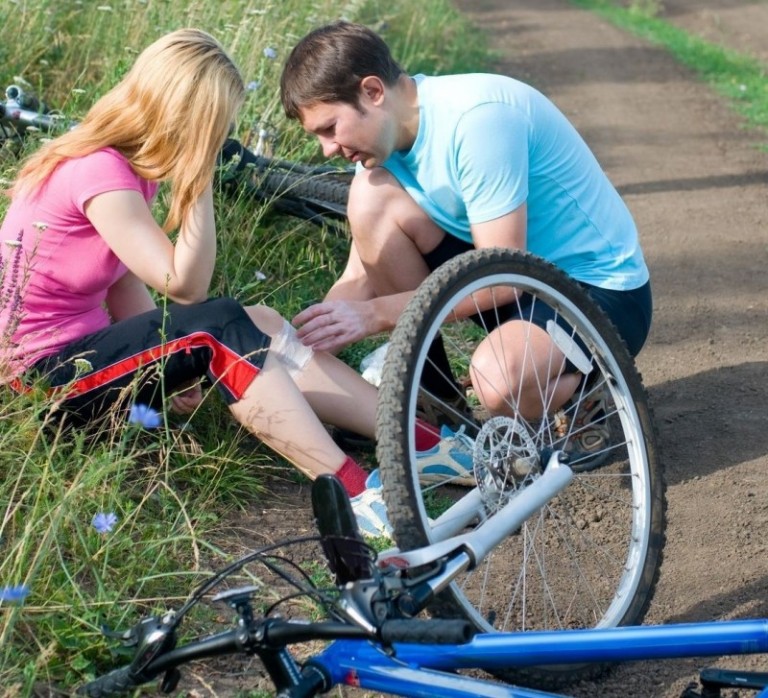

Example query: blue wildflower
[92,512,118,534]
[246,80,260,92]
[0,585,30,604]
[128,403,162,429]
[263,47,277,60]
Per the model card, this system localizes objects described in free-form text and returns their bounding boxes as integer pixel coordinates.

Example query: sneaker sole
[418,472,476,487]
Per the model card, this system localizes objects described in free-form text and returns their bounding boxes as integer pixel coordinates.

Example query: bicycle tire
[376,248,665,689]
[217,138,350,226]
[258,165,350,220]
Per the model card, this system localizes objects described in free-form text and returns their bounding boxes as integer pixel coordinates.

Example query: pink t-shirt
[0,147,158,375]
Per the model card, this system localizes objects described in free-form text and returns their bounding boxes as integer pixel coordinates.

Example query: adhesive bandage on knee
[270,320,314,378]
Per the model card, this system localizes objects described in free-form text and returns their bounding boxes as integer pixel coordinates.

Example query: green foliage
[0,0,494,692]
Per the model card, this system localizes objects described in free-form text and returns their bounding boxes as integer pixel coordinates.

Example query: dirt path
[196,3,768,697]
[449,1,768,696]
[660,0,768,65]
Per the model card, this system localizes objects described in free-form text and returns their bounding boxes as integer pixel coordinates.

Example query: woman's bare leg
[244,304,377,438]
[228,350,354,481]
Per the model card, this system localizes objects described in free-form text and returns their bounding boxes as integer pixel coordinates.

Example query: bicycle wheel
[258,165,350,220]
[217,138,350,226]
[376,248,665,688]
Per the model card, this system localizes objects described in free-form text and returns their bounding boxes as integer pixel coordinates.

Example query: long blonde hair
[13,28,244,232]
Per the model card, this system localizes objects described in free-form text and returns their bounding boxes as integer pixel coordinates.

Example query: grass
[2,0,767,694]
[570,0,768,147]
[0,0,491,693]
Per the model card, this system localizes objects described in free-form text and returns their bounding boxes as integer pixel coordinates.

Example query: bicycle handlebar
[0,85,73,135]
[78,618,474,696]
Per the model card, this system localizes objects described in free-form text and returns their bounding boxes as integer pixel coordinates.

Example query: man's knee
[348,167,442,254]
[347,166,400,228]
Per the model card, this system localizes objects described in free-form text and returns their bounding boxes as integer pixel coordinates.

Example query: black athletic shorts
[422,234,652,358]
[26,297,271,423]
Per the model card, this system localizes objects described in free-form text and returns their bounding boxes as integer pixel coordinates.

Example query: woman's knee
[244,304,284,336]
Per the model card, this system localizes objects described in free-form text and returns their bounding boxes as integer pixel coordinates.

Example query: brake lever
[100,613,178,676]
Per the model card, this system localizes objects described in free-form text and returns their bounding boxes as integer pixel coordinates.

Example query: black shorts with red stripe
[28,297,270,423]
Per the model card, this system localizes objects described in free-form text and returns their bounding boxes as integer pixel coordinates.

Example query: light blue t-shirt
[376,73,648,290]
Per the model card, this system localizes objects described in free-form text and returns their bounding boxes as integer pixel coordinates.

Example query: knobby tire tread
[259,167,350,210]
[376,248,666,690]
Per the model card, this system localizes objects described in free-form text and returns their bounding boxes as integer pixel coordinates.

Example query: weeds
[0,0,491,691]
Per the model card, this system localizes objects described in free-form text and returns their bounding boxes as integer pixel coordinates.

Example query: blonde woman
[0,29,469,537]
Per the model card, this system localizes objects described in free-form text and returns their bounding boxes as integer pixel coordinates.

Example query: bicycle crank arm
[378,453,573,571]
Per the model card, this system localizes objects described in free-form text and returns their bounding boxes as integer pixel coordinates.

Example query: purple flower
[92,512,118,534]
[0,584,30,604]
[128,403,162,429]
[263,47,277,60]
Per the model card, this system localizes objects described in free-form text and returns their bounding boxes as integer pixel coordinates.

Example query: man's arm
[293,241,415,353]
[470,203,527,250]
[440,203,528,320]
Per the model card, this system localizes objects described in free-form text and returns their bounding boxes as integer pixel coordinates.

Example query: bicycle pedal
[312,474,373,584]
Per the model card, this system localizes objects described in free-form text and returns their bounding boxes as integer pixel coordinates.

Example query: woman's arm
[105,271,157,321]
[85,183,216,304]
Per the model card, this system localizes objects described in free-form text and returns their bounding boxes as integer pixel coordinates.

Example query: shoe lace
[449,424,475,454]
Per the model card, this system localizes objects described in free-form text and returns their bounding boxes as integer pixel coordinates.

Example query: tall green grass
[7,0,764,691]
[0,0,490,693]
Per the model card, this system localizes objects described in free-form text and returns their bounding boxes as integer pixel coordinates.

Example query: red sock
[335,456,368,497]
[415,418,441,451]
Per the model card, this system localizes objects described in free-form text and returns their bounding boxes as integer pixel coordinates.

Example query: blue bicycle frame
[311,620,768,697]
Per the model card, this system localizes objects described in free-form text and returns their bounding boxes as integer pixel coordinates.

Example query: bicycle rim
[376,248,665,687]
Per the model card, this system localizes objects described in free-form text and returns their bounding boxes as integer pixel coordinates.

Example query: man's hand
[293,300,377,353]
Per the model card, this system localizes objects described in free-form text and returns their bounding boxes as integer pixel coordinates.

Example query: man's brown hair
[280,21,405,120]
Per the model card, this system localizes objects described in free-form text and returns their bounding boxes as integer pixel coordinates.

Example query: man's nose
[320,137,340,158]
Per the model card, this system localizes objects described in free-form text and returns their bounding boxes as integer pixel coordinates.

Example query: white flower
[255,270,267,281]
[31,221,48,231]
[3,240,21,248]
[73,358,93,375]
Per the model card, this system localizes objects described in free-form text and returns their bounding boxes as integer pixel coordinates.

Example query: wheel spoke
[376,248,665,688]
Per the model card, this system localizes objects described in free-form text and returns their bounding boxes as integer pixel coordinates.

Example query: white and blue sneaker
[416,425,475,486]
[350,469,393,539]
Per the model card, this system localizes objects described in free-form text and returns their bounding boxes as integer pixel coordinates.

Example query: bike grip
[379,619,475,645]
[77,666,140,697]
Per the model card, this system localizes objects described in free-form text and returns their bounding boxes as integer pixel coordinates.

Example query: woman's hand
[169,381,204,414]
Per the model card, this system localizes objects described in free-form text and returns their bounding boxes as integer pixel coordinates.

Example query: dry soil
[202,2,768,697]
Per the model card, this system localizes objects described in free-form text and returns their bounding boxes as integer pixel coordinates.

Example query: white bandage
[270,320,314,378]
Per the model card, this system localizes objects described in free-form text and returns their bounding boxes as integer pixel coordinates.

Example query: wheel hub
[472,416,539,511]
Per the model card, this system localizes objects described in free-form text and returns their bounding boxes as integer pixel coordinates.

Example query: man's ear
[359,76,386,106]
